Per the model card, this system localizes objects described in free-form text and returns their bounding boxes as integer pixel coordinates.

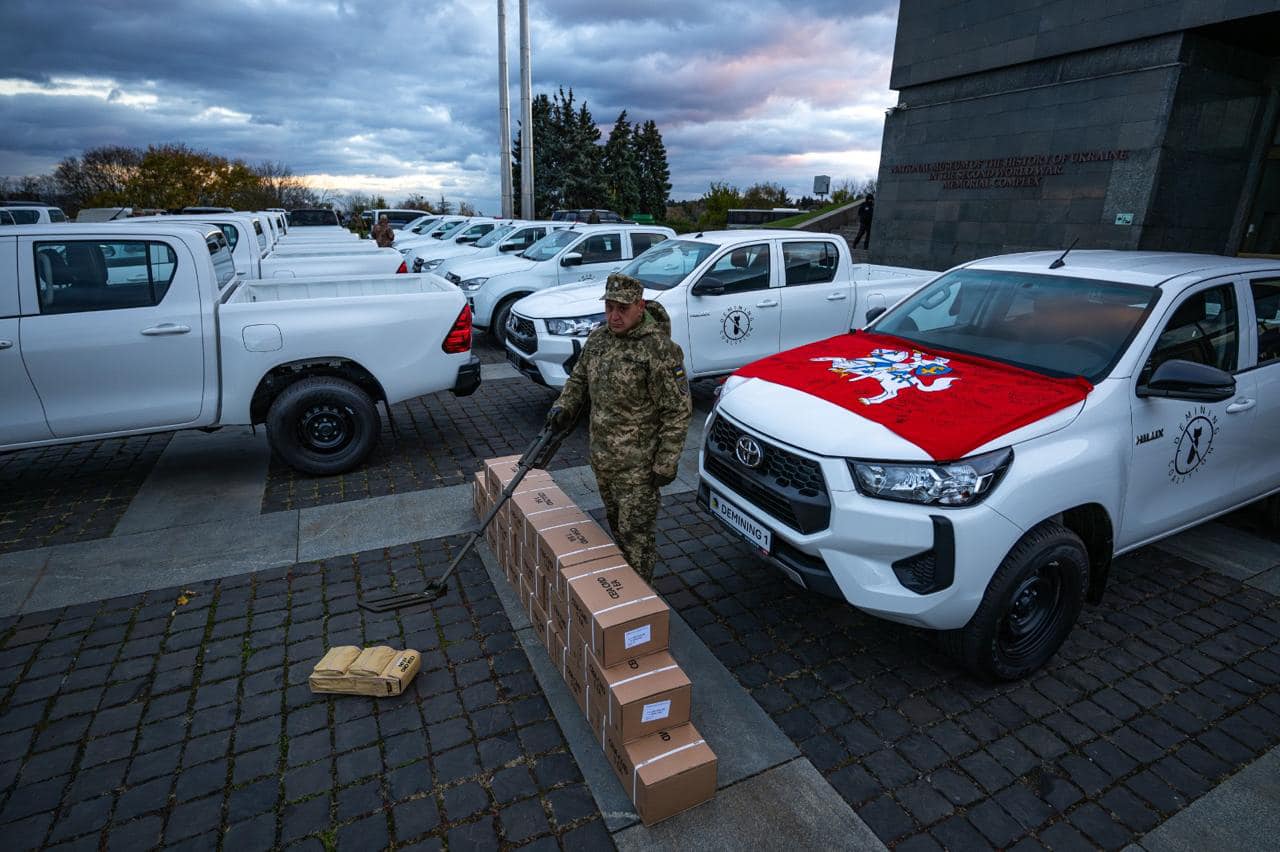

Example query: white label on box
[641,699,671,723]
[623,624,651,649]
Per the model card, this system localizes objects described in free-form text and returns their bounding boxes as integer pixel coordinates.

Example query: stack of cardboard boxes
[475,456,717,826]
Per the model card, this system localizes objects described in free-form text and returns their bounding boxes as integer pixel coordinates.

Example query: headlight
[400,247,415,256]
[850,447,1012,507]
[459,277,488,291]
[546,313,605,336]
[423,258,444,271]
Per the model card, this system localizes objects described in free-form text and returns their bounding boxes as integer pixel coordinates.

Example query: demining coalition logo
[720,307,752,343]
[1169,406,1218,484]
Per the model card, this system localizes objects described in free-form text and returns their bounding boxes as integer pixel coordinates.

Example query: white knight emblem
[812,348,957,405]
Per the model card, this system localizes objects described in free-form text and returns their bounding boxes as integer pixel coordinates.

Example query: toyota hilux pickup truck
[505,230,931,387]
[2,224,479,475]
[412,220,566,275]
[700,250,1280,680]
[446,223,676,342]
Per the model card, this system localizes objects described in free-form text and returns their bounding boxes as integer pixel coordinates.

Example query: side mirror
[691,276,726,297]
[101,245,117,258]
[1137,359,1236,402]
[499,242,521,252]
[456,235,478,244]
[865,306,886,324]
[560,252,583,267]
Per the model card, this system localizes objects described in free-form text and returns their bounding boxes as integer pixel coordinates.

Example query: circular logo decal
[720,307,753,344]
[1169,406,1219,484]
[735,436,764,468]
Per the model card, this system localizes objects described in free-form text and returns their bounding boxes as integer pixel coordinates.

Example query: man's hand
[545,406,571,431]
[653,468,678,488]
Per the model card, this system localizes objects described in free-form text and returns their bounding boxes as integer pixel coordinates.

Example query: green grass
[767,201,857,229]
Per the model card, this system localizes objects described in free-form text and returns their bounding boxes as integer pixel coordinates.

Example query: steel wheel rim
[299,403,354,454]
[997,559,1066,665]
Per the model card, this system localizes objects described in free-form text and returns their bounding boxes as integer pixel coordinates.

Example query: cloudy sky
[0,0,900,211]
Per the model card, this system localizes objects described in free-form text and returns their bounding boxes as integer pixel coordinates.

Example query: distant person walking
[348,211,368,238]
[372,214,395,247]
[852,193,874,250]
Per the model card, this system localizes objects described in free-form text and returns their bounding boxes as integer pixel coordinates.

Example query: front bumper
[697,411,1025,630]
[450,355,482,397]
[502,311,582,388]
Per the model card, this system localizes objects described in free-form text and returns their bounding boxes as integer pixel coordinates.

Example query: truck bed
[850,262,935,282]
[230,274,457,303]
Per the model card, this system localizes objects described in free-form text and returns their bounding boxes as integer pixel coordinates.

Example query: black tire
[941,521,1088,681]
[266,376,379,476]
[491,296,519,345]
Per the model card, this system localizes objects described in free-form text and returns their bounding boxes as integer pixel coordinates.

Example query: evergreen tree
[563,98,604,209]
[512,93,556,217]
[602,111,640,216]
[633,120,671,220]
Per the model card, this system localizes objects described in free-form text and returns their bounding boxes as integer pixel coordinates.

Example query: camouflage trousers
[595,473,660,583]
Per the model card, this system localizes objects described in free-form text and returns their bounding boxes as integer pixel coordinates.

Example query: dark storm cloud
[0,0,898,208]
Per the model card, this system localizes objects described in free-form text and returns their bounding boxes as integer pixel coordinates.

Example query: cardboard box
[567,565,670,667]
[537,519,619,581]
[523,506,591,579]
[603,722,717,826]
[551,625,588,713]
[529,594,554,650]
[586,650,692,745]
[308,646,422,697]
[471,471,489,518]
[555,552,630,604]
[512,485,576,540]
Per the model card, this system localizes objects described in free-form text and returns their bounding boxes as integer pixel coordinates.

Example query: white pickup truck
[449,223,676,342]
[394,217,490,257]
[120,215,408,279]
[2,224,480,475]
[505,230,930,387]
[701,250,1280,680]
[412,220,566,275]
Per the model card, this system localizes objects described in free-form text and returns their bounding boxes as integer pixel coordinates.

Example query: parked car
[288,209,342,227]
[444,223,675,342]
[361,209,431,231]
[413,221,566,275]
[2,223,479,474]
[551,209,626,223]
[701,250,1280,680]
[2,205,69,224]
[506,230,930,388]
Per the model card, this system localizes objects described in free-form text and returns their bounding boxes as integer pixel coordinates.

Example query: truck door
[558,232,622,284]
[778,239,851,349]
[1238,275,1280,498]
[1122,279,1257,545]
[685,242,781,374]
[17,236,206,438]
[0,236,52,444]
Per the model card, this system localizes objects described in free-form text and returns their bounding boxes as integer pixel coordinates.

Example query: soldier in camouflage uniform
[548,273,692,582]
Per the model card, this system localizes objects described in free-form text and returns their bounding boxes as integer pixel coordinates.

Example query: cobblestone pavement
[0,534,611,851]
[633,491,1280,851]
[260,377,589,514]
[0,434,172,556]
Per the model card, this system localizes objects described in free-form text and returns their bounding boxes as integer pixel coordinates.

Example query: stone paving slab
[0,535,611,851]
[638,491,1280,851]
[0,434,172,556]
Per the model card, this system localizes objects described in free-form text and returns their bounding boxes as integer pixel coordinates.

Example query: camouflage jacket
[554,301,692,484]
[371,222,394,247]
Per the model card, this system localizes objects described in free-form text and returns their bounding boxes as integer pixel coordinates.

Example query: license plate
[709,490,772,554]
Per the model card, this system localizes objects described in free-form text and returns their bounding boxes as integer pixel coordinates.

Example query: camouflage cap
[601,273,644,304]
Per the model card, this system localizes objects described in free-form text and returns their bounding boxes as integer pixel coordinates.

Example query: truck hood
[513,279,670,318]
[447,253,538,281]
[411,242,475,262]
[718,376,1086,463]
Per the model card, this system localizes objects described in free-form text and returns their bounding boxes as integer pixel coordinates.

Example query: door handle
[1226,398,1256,414]
[756,299,779,308]
[825,293,848,301]
[0,340,12,350]
[141,323,191,336]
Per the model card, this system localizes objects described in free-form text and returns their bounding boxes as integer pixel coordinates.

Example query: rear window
[207,233,237,290]
[253,220,267,253]
[288,209,340,227]
[217,224,239,251]
[34,239,178,313]
[48,209,67,223]
[11,210,38,224]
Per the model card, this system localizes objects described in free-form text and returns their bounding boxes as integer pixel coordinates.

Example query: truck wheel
[266,376,379,476]
[491,297,518,345]
[941,522,1088,681]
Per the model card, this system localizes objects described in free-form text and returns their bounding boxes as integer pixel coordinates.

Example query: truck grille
[704,416,830,534]
[509,313,537,355]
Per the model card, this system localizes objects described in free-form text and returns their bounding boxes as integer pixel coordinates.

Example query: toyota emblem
[735,436,764,468]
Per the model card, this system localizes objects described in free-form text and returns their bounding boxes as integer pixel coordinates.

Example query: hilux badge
[735,436,764,468]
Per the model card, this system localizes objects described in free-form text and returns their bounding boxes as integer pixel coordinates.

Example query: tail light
[442,304,473,353]
[396,260,408,274]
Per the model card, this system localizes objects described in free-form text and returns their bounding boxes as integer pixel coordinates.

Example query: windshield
[523,229,578,262]
[874,269,1159,382]
[432,220,466,239]
[474,225,514,248]
[409,216,440,233]
[617,239,717,290]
